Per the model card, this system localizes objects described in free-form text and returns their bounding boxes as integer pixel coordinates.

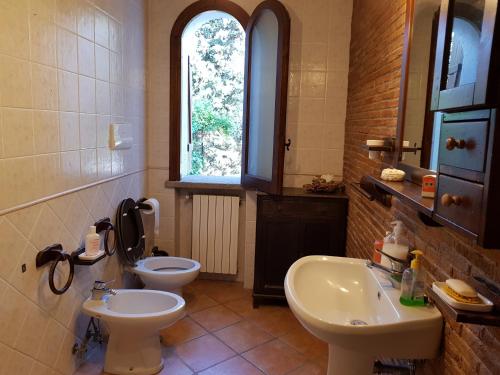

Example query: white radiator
[192,195,239,274]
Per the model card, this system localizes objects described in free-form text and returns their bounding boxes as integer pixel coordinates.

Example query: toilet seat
[116,198,145,266]
[116,198,200,292]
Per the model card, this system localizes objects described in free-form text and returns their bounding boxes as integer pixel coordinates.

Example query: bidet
[82,286,185,375]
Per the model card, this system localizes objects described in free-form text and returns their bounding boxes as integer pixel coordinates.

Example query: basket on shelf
[303,175,345,194]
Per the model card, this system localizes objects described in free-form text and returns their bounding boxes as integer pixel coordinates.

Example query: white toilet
[83,288,185,375]
[132,256,200,293]
[115,198,200,294]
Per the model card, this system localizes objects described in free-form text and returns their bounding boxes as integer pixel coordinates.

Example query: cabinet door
[432,0,497,110]
[301,219,346,258]
[254,218,301,296]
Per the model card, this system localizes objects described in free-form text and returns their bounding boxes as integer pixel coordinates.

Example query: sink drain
[350,319,368,326]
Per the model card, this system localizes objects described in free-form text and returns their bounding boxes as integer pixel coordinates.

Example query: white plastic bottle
[381,220,409,267]
[85,226,100,256]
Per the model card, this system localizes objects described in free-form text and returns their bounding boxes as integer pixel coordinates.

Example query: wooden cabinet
[430,2,500,247]
[253,188,348,306]
[433,109,500,247]
[431,0,500,111]
[389,0,500,248]
[436,174,484,234]
[439,120,488,177]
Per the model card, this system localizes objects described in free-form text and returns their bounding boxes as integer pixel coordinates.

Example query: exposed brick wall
[344,1,500,373]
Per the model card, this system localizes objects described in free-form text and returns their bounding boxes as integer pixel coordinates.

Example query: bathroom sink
[284,256,442,375]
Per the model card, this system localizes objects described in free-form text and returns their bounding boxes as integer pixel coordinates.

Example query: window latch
[285,139,292,151]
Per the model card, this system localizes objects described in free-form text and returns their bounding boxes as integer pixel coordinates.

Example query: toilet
[82,289,185,375]
[116,198,200,294]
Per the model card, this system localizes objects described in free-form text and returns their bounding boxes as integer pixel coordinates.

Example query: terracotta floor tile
[190,305,242,332]
[246,307,302,337]
[184,292,219,314]
[199,356,264,375]
[240,304,289,320]
[175,334,236,372]
[214,320,273,353]
[242,339,306,375]
[159,352,193,375]
[287,361,327,375]
[187,279,225,294]
[280,326,328,358]
[202,281,252,303]
[160,317,207,346]
[224,295,255,315]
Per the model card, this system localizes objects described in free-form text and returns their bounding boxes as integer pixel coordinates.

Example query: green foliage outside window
[189,17,244,176]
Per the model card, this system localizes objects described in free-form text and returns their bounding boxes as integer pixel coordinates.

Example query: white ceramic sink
[285,256,443,375]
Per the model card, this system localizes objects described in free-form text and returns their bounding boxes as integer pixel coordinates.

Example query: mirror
[399,0,442,170]
[444,0,485,90]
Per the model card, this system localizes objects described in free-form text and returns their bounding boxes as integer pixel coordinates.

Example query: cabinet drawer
[439,121,488,174]
[436,175,483,234]
[259,198,345,219]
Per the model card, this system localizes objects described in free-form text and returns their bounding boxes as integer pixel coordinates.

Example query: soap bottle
[381,221,410,268]
[400,250,426,306]
[85,226,100,256]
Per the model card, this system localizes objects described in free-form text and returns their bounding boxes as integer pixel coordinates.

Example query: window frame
[241,0,291,195]
[169,0,250,181]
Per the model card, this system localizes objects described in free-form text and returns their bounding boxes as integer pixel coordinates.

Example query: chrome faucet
[366,250,409,288]
[91,280,117,300]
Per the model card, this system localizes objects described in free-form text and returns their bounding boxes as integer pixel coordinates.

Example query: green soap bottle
[400,250,426,306]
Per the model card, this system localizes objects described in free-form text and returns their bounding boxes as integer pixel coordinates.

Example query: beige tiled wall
[283,0,352,187]
[147,0,352,285]
[0,0,147,213]
[0,1,147,374]
[0,172,145,375]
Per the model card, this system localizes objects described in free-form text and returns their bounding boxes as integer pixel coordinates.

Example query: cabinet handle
[446,137,466,150]
[441,193,463,207]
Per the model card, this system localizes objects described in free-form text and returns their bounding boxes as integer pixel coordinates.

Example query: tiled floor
[75,279,329,375]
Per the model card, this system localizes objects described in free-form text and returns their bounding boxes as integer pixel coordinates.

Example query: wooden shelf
[427,286,500,327]
[361,145,421,153]
[362,145,394,152]
[401,146,422,153]
[364,175,434,216]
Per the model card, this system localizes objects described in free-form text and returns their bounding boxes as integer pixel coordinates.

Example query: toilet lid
[115,198,145,266]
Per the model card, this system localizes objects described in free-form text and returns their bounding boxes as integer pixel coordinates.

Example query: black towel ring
[36,244,75,295]
[95,218,116,256]
[48,252,74,295]
[103,225,116,256]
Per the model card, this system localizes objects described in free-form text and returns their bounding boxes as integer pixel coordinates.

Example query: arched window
[170,0,290,194]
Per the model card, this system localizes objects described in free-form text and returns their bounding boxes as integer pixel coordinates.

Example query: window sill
[164,175,243,190]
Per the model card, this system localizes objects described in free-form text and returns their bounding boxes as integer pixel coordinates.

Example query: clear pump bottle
[399,250,426,306]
